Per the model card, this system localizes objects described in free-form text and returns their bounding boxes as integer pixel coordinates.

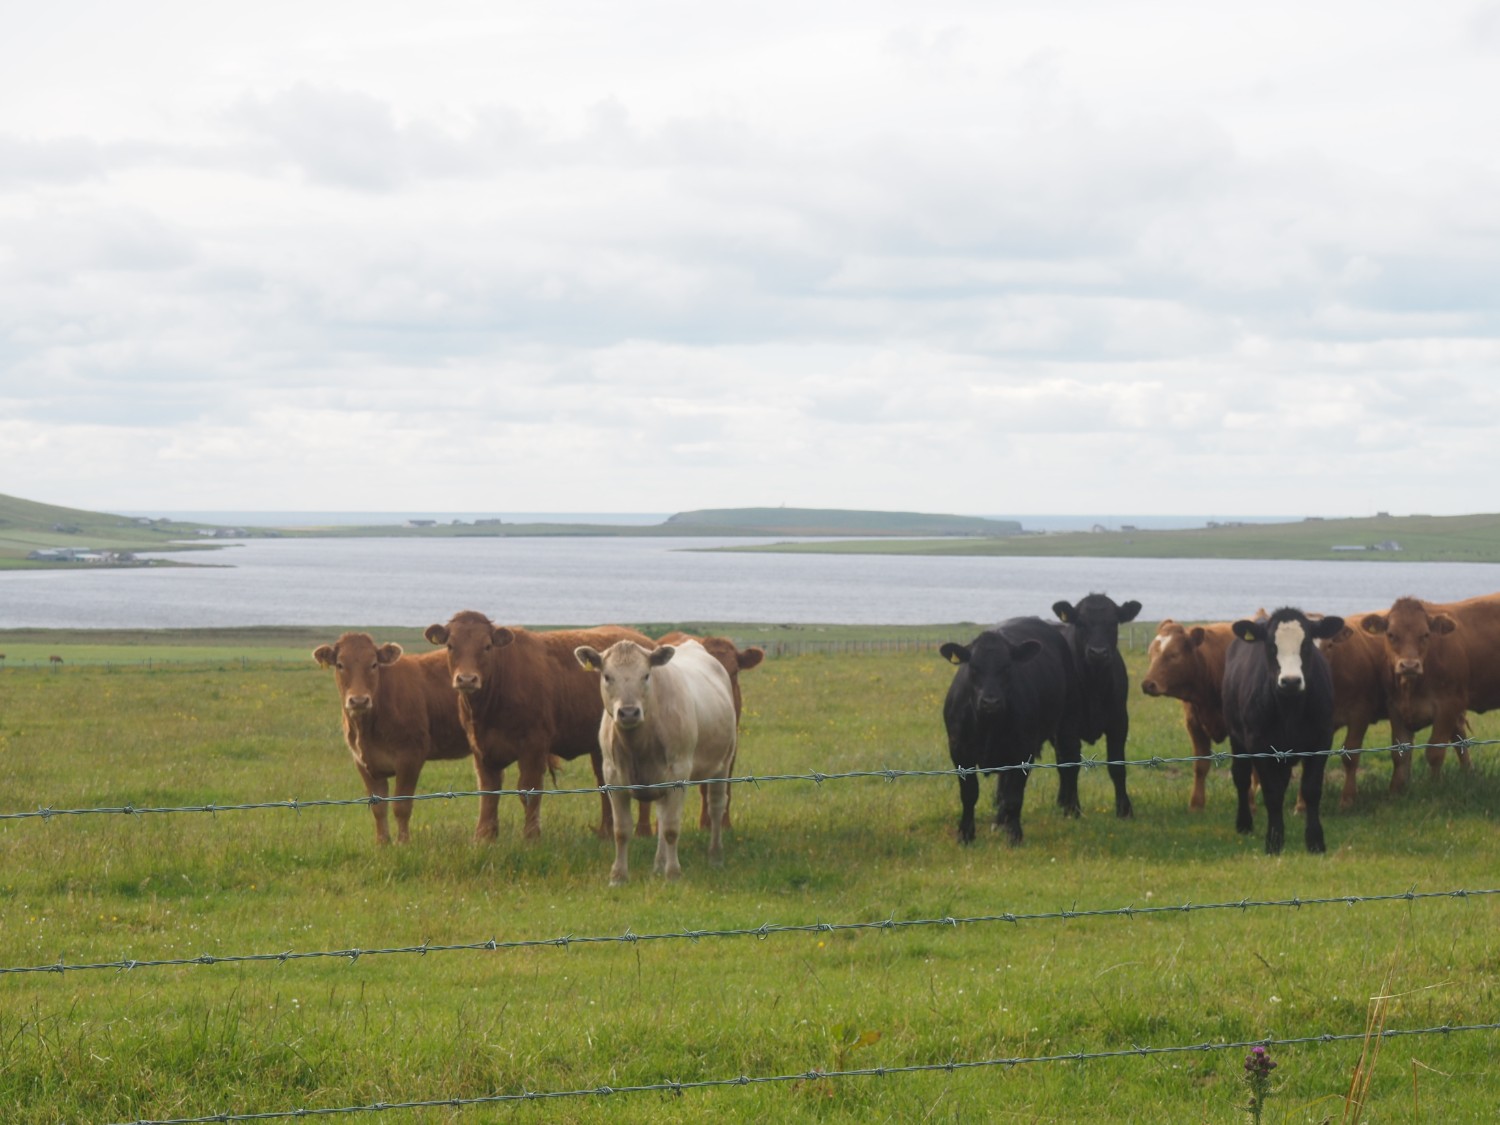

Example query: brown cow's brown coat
[1361,593,1500,790]
[424,611,652,840]
[313,632,472,844]
[1317,618,1390,808]
[1140,620,1235,810]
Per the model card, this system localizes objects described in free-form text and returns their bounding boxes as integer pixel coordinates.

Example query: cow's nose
[1085,645,1110,663]
[454,673,481,693]
[977,694,1003,713]
[1397,660,1422,676]
[616,705,643,726]
[1277,674,1303,692]
[346,694,372,711]
[1141,680,1160,696]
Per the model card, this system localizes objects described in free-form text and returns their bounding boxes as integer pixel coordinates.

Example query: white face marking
[1273,621,1306,687]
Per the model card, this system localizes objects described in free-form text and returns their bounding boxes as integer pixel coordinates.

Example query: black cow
[940,618,1083,844]
[1052,593,1142,818]
[1222,607,1344,854]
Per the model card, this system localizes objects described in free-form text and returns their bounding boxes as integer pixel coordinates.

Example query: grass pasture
[0,636,1497,1123]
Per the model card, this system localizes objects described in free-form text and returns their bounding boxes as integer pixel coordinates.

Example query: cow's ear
[575,646,604,671]
[1012,638,1044,663]
[376,643,403,664]
[1232,620,1266,644]
[738,647,765,670]
[940,642,971,665]
[1310,616,1345,641]
[313,644,336,667]
[1431,614,1457,636]
[424,624,449,645]
[648,644,677,667]
[1117,600,1143,623]
[1361,614,1388,636]
[1330,624,1354,643]
[1188,627,1207,647]
[1052,601,1075,623]
[492,627,515,648]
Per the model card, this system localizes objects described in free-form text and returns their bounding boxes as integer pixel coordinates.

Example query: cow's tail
[547,754,564,787]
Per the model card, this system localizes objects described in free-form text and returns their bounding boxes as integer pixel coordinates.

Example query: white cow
[574,639,737,885]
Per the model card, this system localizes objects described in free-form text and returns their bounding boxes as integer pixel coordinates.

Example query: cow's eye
[369,663,378,672]
[335,662,344,671]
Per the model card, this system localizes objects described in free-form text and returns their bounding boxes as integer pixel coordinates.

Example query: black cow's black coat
[1221,606,1344,854]
[1052,594,1142,818]
[941,617,1083,844]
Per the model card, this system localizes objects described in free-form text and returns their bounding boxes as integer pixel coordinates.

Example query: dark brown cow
[1316,617,1390,809]
[1360,593,1500,790]
[313,633,472,844]
[424,611,652,840]
[1140,619,1236,810]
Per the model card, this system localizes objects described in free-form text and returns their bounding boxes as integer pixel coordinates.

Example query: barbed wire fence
[106,1022,1500,1125]
[5,886,1495,979]
[3,737,1494,825]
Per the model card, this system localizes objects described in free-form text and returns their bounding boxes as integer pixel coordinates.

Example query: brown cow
[424,611,652,840]
[1140,620,1236,810]
[1315,617,1390,809]
[1360,593,1500,790]
[313,633,472,844]
[48,654,63,667]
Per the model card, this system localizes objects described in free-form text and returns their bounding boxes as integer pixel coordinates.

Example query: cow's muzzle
[344,695,373,713]
[1141,679,1161,697]
[453,673,482,694]
[614,705,644,728]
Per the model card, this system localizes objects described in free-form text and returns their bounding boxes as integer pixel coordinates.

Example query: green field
[718,512,1500,563]
[0,631,1496,1122]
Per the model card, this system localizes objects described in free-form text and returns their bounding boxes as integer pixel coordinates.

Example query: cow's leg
[1336,718,1369,811]
[704,780,729,865]
[607,789,634,886]
[653,786,686,879]
[1427,710,1465,780]
[1298,752,1328,854]
[1105,721,1132,819]
[590,749,614,839]
[1186,712,1211,812]
[996,759,1031,845]
[1230,746,1255,837]
[515,754,546,840]
[955,763,978,844]
[360,766,392,846]
[1054,735,1082,818]
[1387,720,1414,794]
[635,798,653,838]
[391,764,422,845]
[471,756,503,842]
[1260,764,1290,855]
[702,745,737,830]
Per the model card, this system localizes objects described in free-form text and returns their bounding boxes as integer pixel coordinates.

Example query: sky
[3,1,1499,518]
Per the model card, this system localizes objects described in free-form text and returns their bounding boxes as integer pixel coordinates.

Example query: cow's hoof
[1115,799,1134,819]
[1060,804,1081,819]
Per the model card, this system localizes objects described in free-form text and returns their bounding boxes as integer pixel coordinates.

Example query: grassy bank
[716,511,1500,563]
[0,636,1496,1122]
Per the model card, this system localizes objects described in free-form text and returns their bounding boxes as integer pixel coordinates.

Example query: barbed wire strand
[109,1021,1500,1125]
[3,737,1495,825]
[9,887,1494,979]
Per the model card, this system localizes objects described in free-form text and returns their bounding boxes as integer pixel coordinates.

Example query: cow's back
[995,616,1078,745]
[469,625,651,762]
[1434,594,1500,712]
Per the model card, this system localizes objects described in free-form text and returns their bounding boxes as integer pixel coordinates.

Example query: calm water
[4,538,1500,629]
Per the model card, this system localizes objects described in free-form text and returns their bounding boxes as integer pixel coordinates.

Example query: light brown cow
[313,633,472,844]
[1140,620,1236,810]
[632,631,763,833]
[1315,617,1390,809]
[575,639,737,885]
[424,611,652,840]
[1360,593,1500,790]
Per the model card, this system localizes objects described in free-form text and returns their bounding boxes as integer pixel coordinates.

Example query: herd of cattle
[313,592,1500,879]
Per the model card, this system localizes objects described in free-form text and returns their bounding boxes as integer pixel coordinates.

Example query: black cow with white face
[940,617,1084,844]
[1222,606,1344,854]
[1052,593,1143,818]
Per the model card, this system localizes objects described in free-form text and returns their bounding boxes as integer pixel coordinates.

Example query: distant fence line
[109,1021,1500,1125]
[8,886,1494,980]
[3,737,1494,826]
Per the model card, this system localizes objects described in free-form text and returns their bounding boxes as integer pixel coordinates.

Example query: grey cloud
[0,135,106,185]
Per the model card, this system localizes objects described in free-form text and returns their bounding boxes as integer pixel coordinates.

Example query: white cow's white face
[577,641,676,729]
[1272,619,1307,693]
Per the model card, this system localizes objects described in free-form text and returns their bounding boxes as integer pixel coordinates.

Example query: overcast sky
[3,1,1498,518]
